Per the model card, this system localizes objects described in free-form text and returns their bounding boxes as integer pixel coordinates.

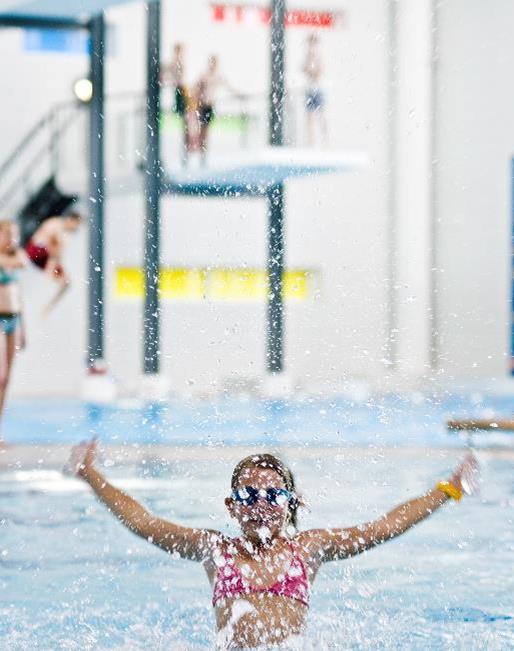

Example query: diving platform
[162,149,368,197]
[447,418,514,432]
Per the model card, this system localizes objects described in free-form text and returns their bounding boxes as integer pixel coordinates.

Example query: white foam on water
[0,470,176,493]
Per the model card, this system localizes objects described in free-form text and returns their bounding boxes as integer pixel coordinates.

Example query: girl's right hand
[64,439,97,478]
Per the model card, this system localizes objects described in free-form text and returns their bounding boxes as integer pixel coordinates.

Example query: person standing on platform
[303,34,328,147]
[161,42,191,167]
[194,55,241,166]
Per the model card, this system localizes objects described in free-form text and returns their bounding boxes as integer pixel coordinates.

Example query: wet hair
[231,453,300,530]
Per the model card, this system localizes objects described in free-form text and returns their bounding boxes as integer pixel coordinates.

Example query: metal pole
[88,13,105,367]
[269,0,286,147]
[143,0,162,375]
[266,0,286,373]
[0,14,88,30]
[267,183,285,372]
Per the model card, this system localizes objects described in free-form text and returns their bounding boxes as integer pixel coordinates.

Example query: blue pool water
[1,395,513,648]
[3,391,514,447]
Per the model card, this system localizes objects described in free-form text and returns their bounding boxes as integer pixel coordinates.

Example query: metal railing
[0,100,87,216]
[0,88,306,217]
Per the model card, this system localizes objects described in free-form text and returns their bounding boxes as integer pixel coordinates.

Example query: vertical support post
[88,13,105,367]
[429,1,439,371]
[386,0,398,371]
[392,0,434,379]
[143,0,161,375]
[267,0,286,373]
[267,183,285,372]
[269,0,285,147]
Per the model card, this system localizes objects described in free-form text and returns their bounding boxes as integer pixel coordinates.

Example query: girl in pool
[0,220,26,443]
[67,442,479,649]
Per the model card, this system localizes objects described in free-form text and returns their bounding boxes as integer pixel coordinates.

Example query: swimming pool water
[1,447,513,649]
[3,391,514,447]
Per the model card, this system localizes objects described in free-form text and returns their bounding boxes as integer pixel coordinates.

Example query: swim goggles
[232,486,295,507]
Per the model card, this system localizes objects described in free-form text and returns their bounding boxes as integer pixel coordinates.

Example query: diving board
[163,149,368,197]
[447,418,514,432]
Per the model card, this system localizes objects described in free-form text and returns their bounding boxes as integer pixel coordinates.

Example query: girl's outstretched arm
[66,440,221,561]
[298,453,479,564]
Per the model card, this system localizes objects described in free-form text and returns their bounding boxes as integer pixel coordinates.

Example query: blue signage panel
[24,28,90,54]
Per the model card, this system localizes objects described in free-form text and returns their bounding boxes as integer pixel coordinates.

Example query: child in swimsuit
[161,42,191,167]
[24,212,82,283]
[0,220,26,442]
[303,34,328,147]
[66,443,479,649]
[24,212,82,316]
[194,54,242,166]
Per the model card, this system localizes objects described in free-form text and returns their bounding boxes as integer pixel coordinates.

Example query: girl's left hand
[448,452,480,496]
[63,439,97,478]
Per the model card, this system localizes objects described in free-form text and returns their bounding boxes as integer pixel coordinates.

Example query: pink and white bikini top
[212,539,310,608]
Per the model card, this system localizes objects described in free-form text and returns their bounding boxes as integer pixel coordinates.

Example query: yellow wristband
[437,480,463,501]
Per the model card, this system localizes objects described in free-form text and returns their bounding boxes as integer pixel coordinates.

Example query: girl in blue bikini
[0,220,26,442]
[67,443,479,649]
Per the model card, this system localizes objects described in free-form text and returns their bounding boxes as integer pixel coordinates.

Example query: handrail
[1,85,304,177]
[0,110,82,210]
[0,86,304,213]
[0,86,294,179]
[0,92,148,183]
[0,99,79,179]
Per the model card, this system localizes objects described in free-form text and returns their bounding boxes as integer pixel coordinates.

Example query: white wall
[434,0,514,382]
[3,0,513,398]
[0,28,89,156]
[103,0,391,396]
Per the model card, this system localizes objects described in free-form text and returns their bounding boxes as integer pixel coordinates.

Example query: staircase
[0,92,152,224]
[18,177,78,245]
[0,99,88,224]
[0,88,301,226]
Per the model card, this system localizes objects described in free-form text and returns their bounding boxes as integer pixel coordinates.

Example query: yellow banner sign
[115,267,310,301]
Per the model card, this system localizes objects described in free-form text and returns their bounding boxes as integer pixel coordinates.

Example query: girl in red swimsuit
[66,443,479,649]
[24,212,82,281]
